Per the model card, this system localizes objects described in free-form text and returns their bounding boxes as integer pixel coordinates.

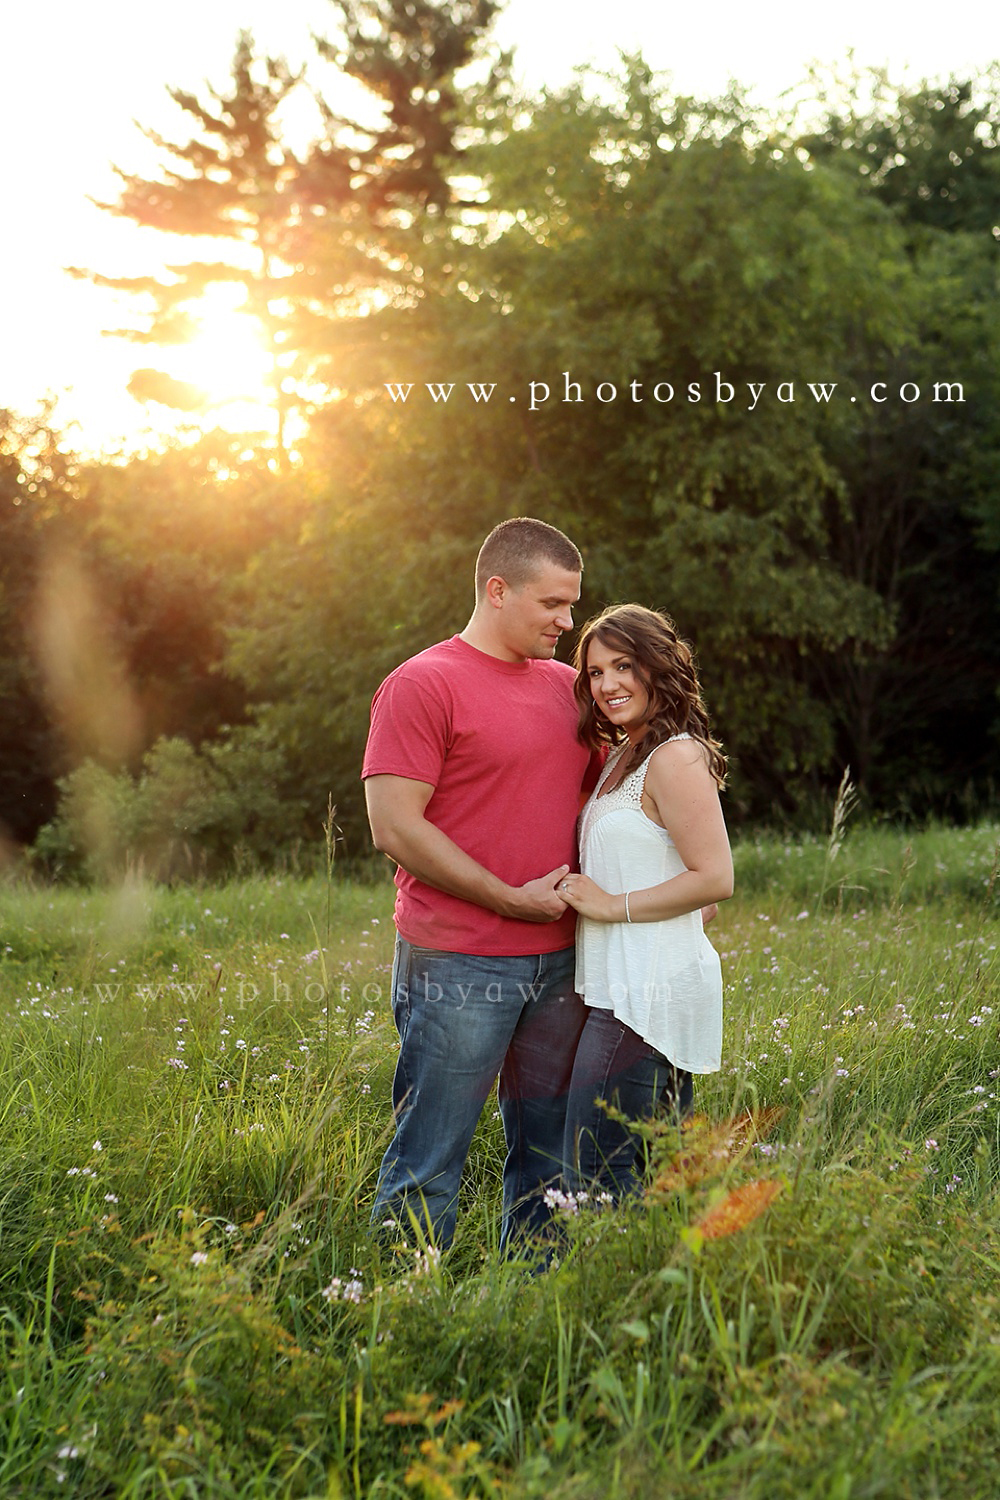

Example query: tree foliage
[797,69,1000,234]
[7,47,1000,870]
[0,409,79,843]
[789,67,1000,808]
[311,0,503,214]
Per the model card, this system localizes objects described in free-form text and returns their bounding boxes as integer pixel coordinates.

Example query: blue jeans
[372,938,585,1250]
[564,1006,693,1199]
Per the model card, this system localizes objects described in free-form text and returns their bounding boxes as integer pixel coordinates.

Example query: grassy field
[1,822,998,1497]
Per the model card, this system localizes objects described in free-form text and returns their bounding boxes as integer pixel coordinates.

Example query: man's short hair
[475,518,582,599]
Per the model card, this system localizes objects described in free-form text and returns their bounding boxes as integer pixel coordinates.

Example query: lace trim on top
[580,734,690,847]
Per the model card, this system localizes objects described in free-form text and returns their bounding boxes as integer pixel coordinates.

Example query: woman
[557,604,733,1198]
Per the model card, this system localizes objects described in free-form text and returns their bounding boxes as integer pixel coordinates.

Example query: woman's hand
[557,873,622,922]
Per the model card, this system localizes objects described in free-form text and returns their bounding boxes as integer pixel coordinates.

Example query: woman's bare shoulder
[647,735,709,767]
[645,737,715,792]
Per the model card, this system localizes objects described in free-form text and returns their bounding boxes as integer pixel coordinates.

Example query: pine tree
[71,6,504,455]
[294,1,506,388]
[71,33,304,459]
[310,0,502,214]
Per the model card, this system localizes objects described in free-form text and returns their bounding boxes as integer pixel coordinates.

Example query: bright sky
[3,0,997,453]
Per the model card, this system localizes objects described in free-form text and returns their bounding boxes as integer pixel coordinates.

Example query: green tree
[0,421,312,855]
[312,0,502,214]
[796,69,1000,235]
[806,236,1000,808]
[789,70,1000,806]
[70,435,302,754]
[0,408,76,843]
[291,0,507,391]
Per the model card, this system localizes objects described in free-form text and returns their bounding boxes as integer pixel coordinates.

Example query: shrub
[31,732,308,882]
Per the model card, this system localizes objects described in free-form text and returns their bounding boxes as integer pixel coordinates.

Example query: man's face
[493,563,582,661]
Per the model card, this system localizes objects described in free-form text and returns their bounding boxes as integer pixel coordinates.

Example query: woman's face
[586,636,651,741]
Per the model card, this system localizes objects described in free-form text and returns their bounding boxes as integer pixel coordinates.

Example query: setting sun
[134,282,281,434]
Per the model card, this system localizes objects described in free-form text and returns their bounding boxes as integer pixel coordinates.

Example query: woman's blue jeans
[372,937,585,1250]
[564,1006,693,1199]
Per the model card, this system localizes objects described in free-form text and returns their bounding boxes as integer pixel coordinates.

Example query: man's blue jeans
[564,1006,693,1199]
[372,937,585,1250]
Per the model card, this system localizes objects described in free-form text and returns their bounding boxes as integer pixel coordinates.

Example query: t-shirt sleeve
[361,664,449,786]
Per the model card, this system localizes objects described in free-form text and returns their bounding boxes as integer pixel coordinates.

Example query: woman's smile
[587,639,650,739]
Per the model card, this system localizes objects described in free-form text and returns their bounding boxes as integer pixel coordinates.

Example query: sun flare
[161,283,278,426]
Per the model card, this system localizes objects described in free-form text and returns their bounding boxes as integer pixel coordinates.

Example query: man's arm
[365,774,570,923]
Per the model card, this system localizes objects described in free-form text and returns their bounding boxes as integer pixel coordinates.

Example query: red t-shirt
[362,634,593,955]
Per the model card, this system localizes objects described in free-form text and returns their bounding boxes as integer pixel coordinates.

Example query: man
[362,517,593,1250]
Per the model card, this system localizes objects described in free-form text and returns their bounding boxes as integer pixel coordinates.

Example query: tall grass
[1,824,997,1497]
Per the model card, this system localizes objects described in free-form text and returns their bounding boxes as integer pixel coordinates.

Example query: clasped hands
[511,866,717,926]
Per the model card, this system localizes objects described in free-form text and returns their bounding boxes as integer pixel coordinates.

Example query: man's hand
[503,865,571,922]
[701,904,719,926]
[366,778,577,924]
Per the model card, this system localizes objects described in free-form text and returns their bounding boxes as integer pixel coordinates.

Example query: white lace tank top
[575,736,722,1073]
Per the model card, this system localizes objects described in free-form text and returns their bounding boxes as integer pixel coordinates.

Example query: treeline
[2,4,1000,878]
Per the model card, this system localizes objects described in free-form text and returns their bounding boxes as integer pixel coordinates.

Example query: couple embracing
[362,518,733,1251]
